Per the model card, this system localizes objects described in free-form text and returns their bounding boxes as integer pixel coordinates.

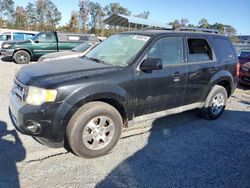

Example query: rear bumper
[1,49,14,57]
[9,90,74,148]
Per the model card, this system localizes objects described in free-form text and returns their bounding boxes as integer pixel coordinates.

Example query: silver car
[38,41,99,63]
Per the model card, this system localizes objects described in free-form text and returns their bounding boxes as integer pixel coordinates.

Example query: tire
[66,101,123,158]
[13,50,31,64]
[200,85,228,120]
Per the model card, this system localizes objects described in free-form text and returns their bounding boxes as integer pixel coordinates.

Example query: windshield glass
[72,42,94,52]
[86,34,150,67]
[240,51,250,58]
[0,35,8,41]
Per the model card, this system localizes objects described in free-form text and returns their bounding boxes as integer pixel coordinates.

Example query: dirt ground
[0,57,250,188]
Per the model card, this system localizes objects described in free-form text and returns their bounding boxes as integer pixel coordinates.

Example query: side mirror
[140,58,163,71]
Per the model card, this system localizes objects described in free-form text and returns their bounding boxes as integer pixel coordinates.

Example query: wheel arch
[13,48,33,58]
[202,70,235,101]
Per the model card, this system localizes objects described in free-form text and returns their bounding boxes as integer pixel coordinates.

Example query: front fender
[67,83,129,103]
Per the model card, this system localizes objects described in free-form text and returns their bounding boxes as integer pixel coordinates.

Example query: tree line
[0,0,237,39]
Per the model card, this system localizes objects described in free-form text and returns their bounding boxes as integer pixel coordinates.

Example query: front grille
[12,79,26,103]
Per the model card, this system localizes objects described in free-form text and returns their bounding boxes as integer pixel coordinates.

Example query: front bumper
[9,89,74,148]
[239,69,250,85]
[1,49,14,57]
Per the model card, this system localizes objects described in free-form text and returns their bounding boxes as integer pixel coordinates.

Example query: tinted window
[146,37,183,65]
[187,38,213,62]
[212,37,235,62]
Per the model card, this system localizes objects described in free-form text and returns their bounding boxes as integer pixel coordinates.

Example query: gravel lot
[0,56,250,188]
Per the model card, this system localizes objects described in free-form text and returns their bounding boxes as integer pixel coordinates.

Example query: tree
[223,25,237,36]
[104,3,131,16]
[68,11,79,32]
[169,20,181,30]
[0,0,15,26]
[89,2,105,32]
[180,18,189,27]
[14,6,28,29]
[35,0,62,31]
[79,0,89,32]
[198,18,211,29]
[212,22,224,33]
[46,1,62,30]
[134,11,150,19]
[25,2,37,30]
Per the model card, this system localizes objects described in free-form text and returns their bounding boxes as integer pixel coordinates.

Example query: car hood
[42,51,81,59]
[16,57,121,88]
[4,40,32,45]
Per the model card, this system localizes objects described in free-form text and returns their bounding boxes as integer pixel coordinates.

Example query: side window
[13,33,24,40]
[212,38,235,62]
[36,33,56,42]
[187,38,213,62]
[146,37,183,65]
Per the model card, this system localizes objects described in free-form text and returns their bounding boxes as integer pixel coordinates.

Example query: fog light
[25,120,41,134]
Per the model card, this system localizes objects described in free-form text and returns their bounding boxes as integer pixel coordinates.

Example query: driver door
[133,36,188,118]
[33,32,57,57]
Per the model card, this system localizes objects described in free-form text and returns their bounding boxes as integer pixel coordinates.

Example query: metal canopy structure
[104,14,171,30]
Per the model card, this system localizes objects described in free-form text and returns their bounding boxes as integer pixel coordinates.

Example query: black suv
[9,30,238,158]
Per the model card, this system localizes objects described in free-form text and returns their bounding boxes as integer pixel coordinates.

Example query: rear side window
[187,38,213,62]
[212,37,235,62]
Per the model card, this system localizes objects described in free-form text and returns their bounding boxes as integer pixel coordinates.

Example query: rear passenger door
[134,36,188,117]
[184,36,218,105]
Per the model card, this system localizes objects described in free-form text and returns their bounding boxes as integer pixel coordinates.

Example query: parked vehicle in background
[1,32,99,64]
[0,31,37,52]
[238,50,250,64]
[38,41,99,63]
[9,30,238,158]
[238,50,250,85]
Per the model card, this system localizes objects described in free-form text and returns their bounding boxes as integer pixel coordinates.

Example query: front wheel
[200,85,228,120]
[13,50,31,64]
[66,102,123,158]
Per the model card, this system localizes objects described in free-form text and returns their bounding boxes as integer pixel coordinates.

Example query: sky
[14,0,250,35]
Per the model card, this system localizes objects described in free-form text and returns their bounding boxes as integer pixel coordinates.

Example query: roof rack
[179,27,219,34]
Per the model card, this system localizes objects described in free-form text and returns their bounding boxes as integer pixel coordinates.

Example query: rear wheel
[66,102,123,158]
[200,85,228,120]
[13,50,31,64]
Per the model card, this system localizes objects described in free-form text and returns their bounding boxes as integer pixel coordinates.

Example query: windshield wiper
[85,56,105,64]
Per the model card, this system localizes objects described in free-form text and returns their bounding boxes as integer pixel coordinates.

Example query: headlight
[26,86,57,105]
[3,43,11,48]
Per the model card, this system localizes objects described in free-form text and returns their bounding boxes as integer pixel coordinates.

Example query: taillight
[236,62,240,78]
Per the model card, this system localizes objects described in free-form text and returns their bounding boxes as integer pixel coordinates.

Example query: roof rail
[179,27,219,34]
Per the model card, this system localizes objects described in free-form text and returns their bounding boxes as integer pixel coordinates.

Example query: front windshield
[86,34,150,67]
[0,35,8,41]
[72,42,93,52]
